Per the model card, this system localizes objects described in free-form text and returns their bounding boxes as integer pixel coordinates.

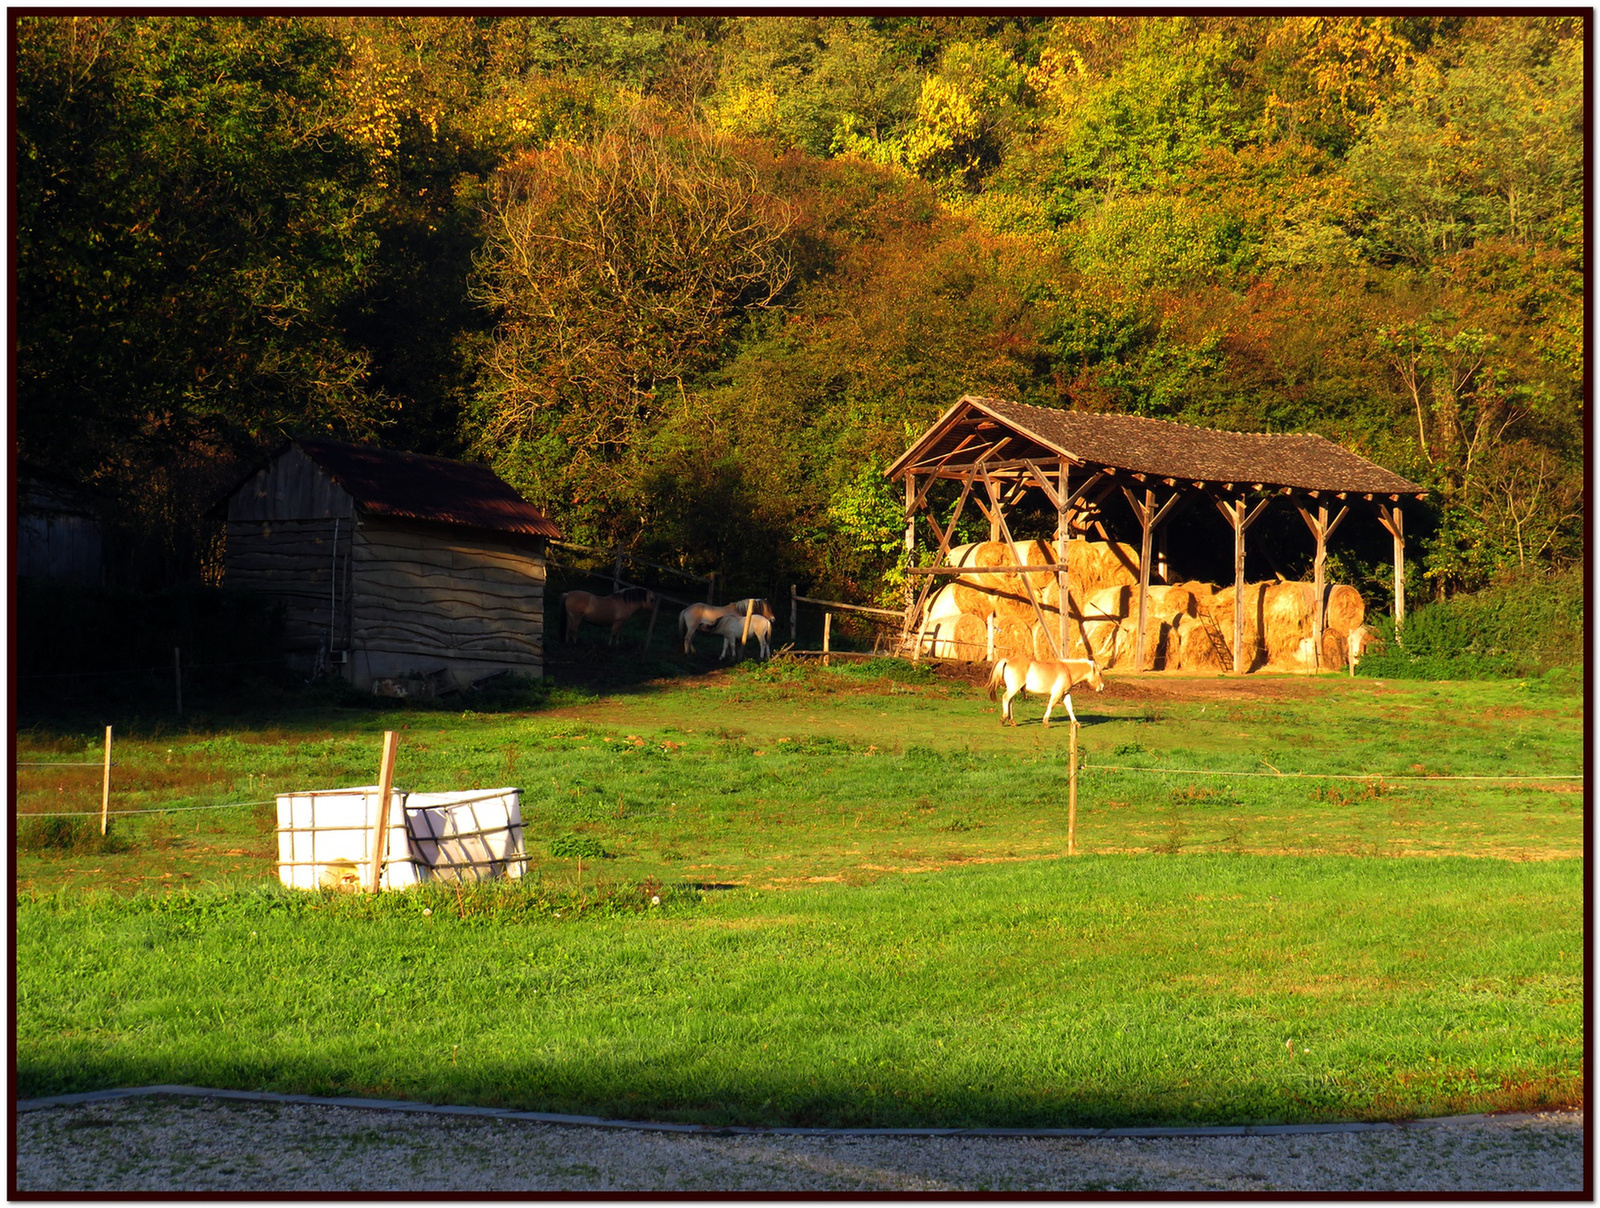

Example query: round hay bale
[1019,538,1058,592]
[1321,628,1349,672]
[992,593,1038,625]
[1082,584,1130,623]
[926,582,963,624]
[1082,618,1122,666]
[1143,585,1198,623]
[1263,582,1316,666]
[1115,618,1174,670]
[951,582,994,617]
[1325,584,1365,635]
[993,616,1032,661]
[1177,615,1229,672]
[952,613,988,663]
[1209,582,1269,662]
[1061,539,1139,597]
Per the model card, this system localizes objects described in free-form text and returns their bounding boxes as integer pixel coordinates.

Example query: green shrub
[1358,565,1583,680]
[548,834,611,860]
[18,815,131,855]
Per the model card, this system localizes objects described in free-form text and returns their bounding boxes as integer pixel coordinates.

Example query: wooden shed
[18,463,105,583]
[220,439,561,691]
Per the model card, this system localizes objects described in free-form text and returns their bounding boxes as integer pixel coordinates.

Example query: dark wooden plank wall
[351,519,544,667]
[226,520,354,653]
[226,447,356,523]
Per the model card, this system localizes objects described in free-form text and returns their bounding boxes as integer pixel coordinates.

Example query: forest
[14,15,1586,610]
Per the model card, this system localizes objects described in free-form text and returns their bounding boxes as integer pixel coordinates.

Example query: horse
[560,588,656,646]
[677,598,775,654]
[987,656,1105,727]
[712,612,772,661]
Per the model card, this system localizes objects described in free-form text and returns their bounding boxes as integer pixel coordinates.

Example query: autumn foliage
[13,15,1584,601]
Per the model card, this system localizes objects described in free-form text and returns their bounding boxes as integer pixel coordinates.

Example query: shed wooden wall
[226,446,356,523]
[225,519,354,656]
[350,517,545,686]
[19,513,103,582]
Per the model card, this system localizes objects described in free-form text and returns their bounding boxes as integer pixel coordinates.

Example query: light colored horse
[987,656,1105,727]
[560,588,656,645]
[678,598,775,654]
[712,612,772,661]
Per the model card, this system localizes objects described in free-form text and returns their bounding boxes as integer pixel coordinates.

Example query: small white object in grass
[651,895,661,906]
[422,908,432,916]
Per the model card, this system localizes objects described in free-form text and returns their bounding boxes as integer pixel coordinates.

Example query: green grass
[17,857,1580,1127]
[14,656,1585,1125]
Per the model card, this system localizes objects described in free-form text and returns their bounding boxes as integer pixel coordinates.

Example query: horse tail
[986,658,1008,701]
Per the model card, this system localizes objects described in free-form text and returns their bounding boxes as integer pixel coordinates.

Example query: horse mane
[616,587,652,604]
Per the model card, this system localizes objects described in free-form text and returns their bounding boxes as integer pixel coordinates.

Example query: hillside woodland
[15,16,1585,611]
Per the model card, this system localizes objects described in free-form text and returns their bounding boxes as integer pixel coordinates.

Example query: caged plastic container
[276,787,525,891]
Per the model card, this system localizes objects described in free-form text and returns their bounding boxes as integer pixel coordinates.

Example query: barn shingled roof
[890,396,1423,496]
[293,438,562,539]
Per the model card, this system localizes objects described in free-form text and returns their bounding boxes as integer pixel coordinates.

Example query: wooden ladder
[1196,612,1233,668]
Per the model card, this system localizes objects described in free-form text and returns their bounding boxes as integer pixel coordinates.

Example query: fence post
[790,585,797,643]
[369,730,399,893]
[99,726,112,836]
[173,647,183,716]
[823,612,831,666]
[1068,719,1079,856]
[705,572,715,605]
[612,548,624,593]
[643,596,660,651]
[740,596,755,645]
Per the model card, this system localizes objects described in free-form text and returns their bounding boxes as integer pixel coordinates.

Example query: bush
[1357,566,1584,680]
[17,815,131,855]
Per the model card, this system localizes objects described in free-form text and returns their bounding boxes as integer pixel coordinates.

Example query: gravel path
[14,1093,1585,1193]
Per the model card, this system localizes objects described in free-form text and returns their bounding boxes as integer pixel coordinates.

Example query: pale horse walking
[987,656,1105,727]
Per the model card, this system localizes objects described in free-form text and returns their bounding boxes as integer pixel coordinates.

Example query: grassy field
[14,652,1585,1126]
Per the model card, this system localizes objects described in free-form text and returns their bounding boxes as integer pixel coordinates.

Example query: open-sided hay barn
[889,396,1424,673]
[220,439,561,692]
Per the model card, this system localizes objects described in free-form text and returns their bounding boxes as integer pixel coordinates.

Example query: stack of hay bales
[915,540,1368,672]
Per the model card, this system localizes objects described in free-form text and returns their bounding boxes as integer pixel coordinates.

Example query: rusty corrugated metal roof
[889,396,1423,495]
[294,439,562,539]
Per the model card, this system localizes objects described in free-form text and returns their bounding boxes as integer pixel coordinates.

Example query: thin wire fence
[16,764,1582,820]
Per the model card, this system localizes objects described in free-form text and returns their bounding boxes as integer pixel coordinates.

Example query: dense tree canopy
[13,15,1584,600]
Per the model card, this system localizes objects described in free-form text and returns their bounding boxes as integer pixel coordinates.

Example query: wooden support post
[1122,485,1185,672]
[904,475,917,619]
[99,726,112,836]
[612,548,624,593]
[1313,505,1327,670]
[1135,488,1154,672]
[986,613,995,662]
[790,585,798,643]
[369,730,399,893]
[740,596,755,645]
[1392,505,1406,631]
[1232,498,1246,674]
[1374,502,1406,636]
[173,647,183,716]
[1057,462,1072,661]
[1067,720,1079,856]
[643,596,660,651]
[823,612,832,666]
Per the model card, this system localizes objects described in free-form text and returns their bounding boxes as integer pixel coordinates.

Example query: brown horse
[561,588,656,646]
[987,656,1105,727]
[677,598,775,654]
